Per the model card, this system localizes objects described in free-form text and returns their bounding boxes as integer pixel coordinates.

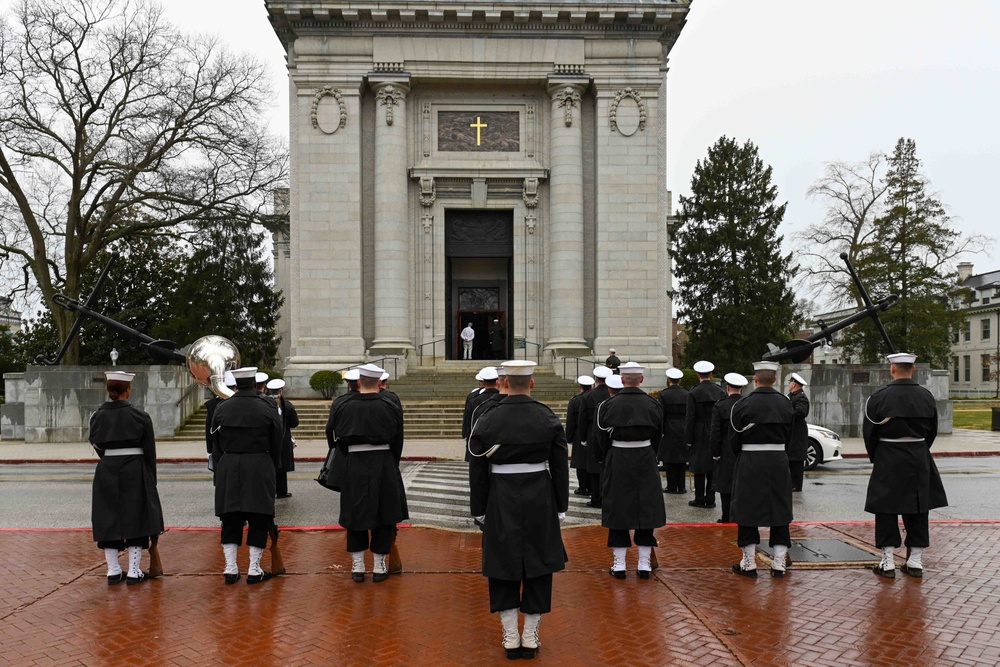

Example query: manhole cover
[757,539,880,568]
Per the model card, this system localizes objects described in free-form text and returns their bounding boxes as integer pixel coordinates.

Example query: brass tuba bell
[186,335,241,398]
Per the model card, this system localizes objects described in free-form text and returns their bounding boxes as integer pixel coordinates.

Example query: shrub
[310,370,343,399]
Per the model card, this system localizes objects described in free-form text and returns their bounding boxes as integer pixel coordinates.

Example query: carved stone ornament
[525,211,537,235]
[522,178,539,208]
[554,87,581,127]
[376,84,403,126]
[310,86,347,134]
[609,88,647,135]
[419,177,436,208]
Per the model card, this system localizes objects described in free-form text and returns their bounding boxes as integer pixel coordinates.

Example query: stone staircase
[172,363,578,440]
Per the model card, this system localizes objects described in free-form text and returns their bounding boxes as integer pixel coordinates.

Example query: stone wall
[783,364,953,438]
[2,366,197,443]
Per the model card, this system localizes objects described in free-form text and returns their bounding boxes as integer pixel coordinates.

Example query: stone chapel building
[266,1,690,391]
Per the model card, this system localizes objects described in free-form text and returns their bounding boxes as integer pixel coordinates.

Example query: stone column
[370,76,412,354]
[545,76,590,355]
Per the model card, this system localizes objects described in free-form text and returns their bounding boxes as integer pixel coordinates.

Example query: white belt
[880,437,925,443]
[490,462,547,474]
[742,444,785,452]
[612,440,651,449]
[348,444,390,453]
[102,448,144,456]
[579,440,587,446]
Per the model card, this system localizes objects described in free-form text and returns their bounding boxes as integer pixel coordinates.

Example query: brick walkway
[1,523,997,666]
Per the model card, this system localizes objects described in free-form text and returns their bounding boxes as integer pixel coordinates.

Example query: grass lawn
[953,409,997,430]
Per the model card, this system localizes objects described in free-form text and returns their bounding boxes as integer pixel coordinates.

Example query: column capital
[369,73,411,97]
[545,75,589,97]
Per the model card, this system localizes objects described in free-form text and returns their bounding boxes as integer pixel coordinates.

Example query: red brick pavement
[0,522,997,667]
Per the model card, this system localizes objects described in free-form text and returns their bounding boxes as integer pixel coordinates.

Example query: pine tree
[672,136,798,372]
[840,138,964,365]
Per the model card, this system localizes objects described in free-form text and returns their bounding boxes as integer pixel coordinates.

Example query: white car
[805,424,843,470]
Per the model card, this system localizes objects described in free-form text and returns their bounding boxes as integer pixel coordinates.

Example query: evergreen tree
[672,136,798,372]
[839,138,964,366]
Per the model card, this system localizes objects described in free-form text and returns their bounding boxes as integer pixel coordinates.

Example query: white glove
[558,512,566,523]
[474,515,486,524]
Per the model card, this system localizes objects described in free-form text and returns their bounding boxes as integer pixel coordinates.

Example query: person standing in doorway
[461,322,476,360]
[490,318,505,358]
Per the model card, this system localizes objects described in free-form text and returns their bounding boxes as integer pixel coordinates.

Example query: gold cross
[470,116,488,146]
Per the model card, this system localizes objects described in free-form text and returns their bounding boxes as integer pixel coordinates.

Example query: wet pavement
[1,522,998,666]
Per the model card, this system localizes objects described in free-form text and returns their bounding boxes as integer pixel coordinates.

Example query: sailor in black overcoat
[864,353,948,579]
[210,366,283,585]
[580,366,613,507]
[710,373,748,524]
[469,360,568,660]
[464,368,500,462]
[787,372,810,492]
[90,371,164,585]
[594,362,665,579]
[566,375,594,495]
[658,368,689,493]
[328,363,406,583]
[685,361,727,508]
[729,361,795,578]
[462,371,486,446]
[266,379,299,498]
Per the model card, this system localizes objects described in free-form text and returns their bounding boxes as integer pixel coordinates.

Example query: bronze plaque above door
[445,209,513,258]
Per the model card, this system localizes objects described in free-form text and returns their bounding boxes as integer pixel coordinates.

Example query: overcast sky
[7,0,999,282]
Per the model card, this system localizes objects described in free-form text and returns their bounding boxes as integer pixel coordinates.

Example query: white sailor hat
[753,361,780,373]
[105,371,135,382]
[789,372,808,387]
[609,348,617,354]
[887,352,917,364]
[693,360,715,374]
[501,360,536,376]
[255,372,269,384]
[380,371,390,381]
[479,367,499,381]
[266,378,285,391]
[474,372,483,381]
[495,365,507,377]
[358,363,384,379]
[577,375,595,386]
[605,375,624,390]
[593,366,613,379]
[224,371,237,387]
[231,367,258,380]
[724,372,749,388]
[665,368,684,380]
[342,368,360,382]
[619,361,644,375]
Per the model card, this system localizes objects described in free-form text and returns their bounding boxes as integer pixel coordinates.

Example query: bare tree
[794,153,889,309]
[0,0,287,364]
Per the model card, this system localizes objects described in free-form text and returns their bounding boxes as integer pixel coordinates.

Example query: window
[983,318,992,341]
[964,321,972,342]
[985,297,992,305]
[964,355,971,382]
[952,326,960,344]
[983,354,992,383]
[953,356,960,382]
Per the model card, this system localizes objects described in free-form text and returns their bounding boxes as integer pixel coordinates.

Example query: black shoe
[224,572,241,585]
[352,572,365,583]
[107,572,124,586]
[637,570,651,580]
[716,518,728,524]
[373,571,389,583]
[521,646,538,659]
[688,499,705,507]
[900,564,923,578]
[247,571,272,585]
[871,564,895,579]
[732,563,758,579]
[586,501,602,508]
[609,568,626,580]
[126,571,147,586]
[505,647,522,660]
[702,503,717,509]
[573,489,590,496]
[770,567,786,578]
[275,493,292,499]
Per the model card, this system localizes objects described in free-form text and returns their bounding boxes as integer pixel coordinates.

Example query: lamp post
[110,347,119,367]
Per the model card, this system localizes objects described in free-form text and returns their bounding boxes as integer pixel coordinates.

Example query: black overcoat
[709,393,740,494]
[729,387,794,527]
[685,380,727,474]
[581,384,611,473]
[863,379,948,515]
[469,395,569,581]
[465,388,500,462]
[657,384,689,464]
[462,386,484,440]
[329,392,408,529]
[787,389,810,462]
[211,389,282,517]
[595,388,666,531]
[90,401,165,543]
[566,390,589,470]
[277,397,299,472]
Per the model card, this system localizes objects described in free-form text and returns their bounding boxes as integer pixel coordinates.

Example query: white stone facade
[267,2,689,393]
